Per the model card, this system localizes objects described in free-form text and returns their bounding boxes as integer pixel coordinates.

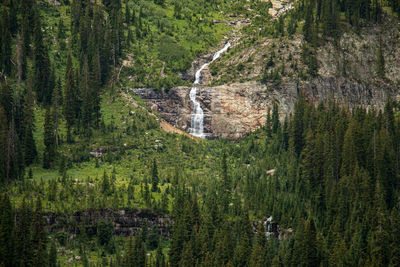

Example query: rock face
[43,209,172,237]
[134,74,397,140]
[133,87,192,131]
[133,82,294,140]
[134,15,400,140]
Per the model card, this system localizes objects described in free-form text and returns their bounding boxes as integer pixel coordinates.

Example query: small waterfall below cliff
[189,42,231,138]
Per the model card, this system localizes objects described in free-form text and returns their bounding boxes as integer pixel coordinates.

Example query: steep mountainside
[136,2,400,139]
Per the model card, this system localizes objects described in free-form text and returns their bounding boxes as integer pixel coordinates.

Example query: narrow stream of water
[189,42,231,138]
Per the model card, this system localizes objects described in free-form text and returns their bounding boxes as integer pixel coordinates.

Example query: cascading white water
[189,42,231,138]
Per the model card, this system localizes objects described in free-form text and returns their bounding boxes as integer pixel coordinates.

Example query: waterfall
[189,42,231,138]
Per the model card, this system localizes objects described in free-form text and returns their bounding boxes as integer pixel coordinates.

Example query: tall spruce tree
[272,102,280,134]
[32,9,51,104]
[52,79,62,147]
[1,8,12,76]
[376,40,385,79]
[31,197,48,266]
[15,198,33,266]
[0,194,15,266]
[63,53,76,142]
[81,56,92,131]
[0,108,8,183]
[151,158,159,192]
[90,51,101,128]
[23,76,37,165]
[43,106,55,169]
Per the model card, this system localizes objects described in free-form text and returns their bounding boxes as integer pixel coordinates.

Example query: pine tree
[155,244,165,267]
[81,56,92,131]
[291,96,305,157]
[32,9,51,104]
[63,53,76,142]
[101,28,112,84]
[1,8,12,76]
[101,170,111,196]
[151,158,159,192]
[133,233,146,267]
[295,219,318,266]
[179,236,195,266]
[371,0,382,23]
[0,194,15,266]
[341,120,358,177]
[43,106,55,169]
[266,107,272,137]
[125,4,131,24]
[90,51,101,128]
[371,180,390,266]
[390,208,400,266]
[303,0,314,43]
[376,40,385,79]
[213,227,232,266]
[322,0,338,38]
[16,33,25,89]
[81,246,89,267]
[124,236,135,266]
[49,241,57,267]
[21,15,32,57]
[169,200,186,266]
[4,109,19,183]
[31,197,48,267]
[220,152,231,214]
[249,223,267,266]
[15,198,33,266]
[57,18,66,50]
[0,108,8,183]
[0,79,13,124]
[52,79,62,147]
[23,75,37,165]
[97,219,113,247]
[272,102,280,134]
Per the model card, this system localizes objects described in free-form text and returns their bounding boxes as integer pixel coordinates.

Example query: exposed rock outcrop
[43,209,172,237]
[134,14,400,140]
[134,73,397,140]
[133,82,293,140]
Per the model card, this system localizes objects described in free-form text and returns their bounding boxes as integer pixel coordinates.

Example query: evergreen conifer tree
[63,53,76,142]
[0,194,15,266]
[151,159,159,192]
[32,9,51,104]
[31,197,48,266]
[43,106,55,169]
[376,41,385,79]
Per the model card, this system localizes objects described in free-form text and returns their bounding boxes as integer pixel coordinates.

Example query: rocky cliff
[133,74,395,140]
[133,14,400,140]
[42,209,172,237]
[134,82,294,140]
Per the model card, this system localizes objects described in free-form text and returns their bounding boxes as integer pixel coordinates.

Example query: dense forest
[1,0,400,266]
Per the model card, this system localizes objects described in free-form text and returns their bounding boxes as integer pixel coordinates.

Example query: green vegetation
[1,0,400,266]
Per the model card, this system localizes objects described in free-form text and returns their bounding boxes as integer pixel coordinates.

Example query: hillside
[135,0,400,139]
[1,0,400,266]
